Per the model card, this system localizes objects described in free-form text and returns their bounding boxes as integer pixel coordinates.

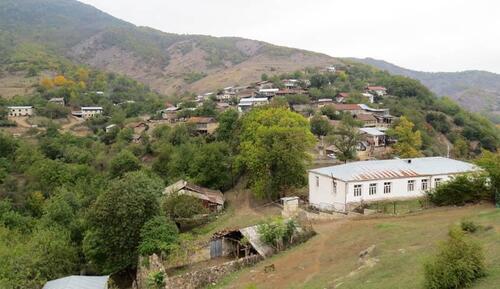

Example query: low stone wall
[165,255,262,289]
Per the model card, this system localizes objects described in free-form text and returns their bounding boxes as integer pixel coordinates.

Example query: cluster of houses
[4,97,104,120]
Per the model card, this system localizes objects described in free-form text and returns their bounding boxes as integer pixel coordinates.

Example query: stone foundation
[165,255,262,289]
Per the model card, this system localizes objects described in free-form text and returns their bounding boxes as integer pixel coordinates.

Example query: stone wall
[165,255,262,289]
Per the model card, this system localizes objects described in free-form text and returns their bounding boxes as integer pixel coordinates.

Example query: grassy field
[208,204,499,289]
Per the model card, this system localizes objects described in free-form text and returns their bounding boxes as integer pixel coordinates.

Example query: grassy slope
[209,204,499,289]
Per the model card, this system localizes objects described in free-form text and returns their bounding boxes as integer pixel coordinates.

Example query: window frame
[315,176,320,187]
[354,184,362,197]
[369,183,377,195]
[384,182,392,194]
[407,180,415,192]
[421,179,428,191]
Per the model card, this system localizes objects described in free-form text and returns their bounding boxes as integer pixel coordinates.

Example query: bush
[139,216,179,256]
[162,193,208,220]
[257,217,296,251]
[424,228,486,289]
[146,271,165,289]
[428,174,492,206]
[460,220,479,234]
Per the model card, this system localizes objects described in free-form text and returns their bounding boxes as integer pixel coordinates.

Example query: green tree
[109,150,141,178]
[388,116,422,158]
[475,151,500,207]
[191,142,233,190]
[139,216,179,256]
[238,107,315,199]
[310,115,331,136]
[424,228,485,289]
[326,119,362,163]
[83,171,163,273]
[216,109,239,142]
[162,193,208,219]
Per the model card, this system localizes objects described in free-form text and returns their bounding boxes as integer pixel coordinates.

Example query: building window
[421,179,428,191]
[315,176,319,187]
[369,183,377,195]
[407,180,415,192]
[354,184,362,197]
[332,180,337,194]
[384,182,391,194]
[435,178,442,187]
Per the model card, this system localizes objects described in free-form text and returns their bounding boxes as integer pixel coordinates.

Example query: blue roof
[309,157,478,182]
[43,276,109,289]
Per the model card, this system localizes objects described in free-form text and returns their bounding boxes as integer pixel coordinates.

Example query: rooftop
[332,104,361,111]
[187,117,216,124]
[309,157,479,182]
[359,127,385,136]
[43,275,109,289]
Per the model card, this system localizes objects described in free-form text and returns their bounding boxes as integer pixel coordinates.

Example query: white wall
[308,172,346,211]
[310,172,458,208]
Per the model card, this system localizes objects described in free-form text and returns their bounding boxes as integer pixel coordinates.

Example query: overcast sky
[79,0,500,74]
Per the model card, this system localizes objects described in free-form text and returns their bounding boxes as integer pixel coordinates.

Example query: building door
[210,239,223,258]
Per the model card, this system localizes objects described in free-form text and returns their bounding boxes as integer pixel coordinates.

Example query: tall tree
[388,116,422,158]
[83,171,163,273]
[237,107,315,199]
[310,115,331,136]
[326,119,362,163]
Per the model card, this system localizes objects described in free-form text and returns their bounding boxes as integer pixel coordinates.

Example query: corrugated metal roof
[309,157,479,182]
[240,225,274,258]
[359,127,385,136]
[43,276,109,289]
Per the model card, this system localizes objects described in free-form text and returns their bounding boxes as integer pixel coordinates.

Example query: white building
[257,88,279,97]
[81,107,103,119]
[238,97,269,112]
[7,106,33,117]
[308,157,479,212]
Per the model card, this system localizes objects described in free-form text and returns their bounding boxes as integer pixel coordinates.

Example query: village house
[72,107,103,119]
[359,127,386,147]
[43,275,109,289]
[326,66,336,73]
[354,113,378,127]
[7,106,33,117]
[335,92,350,103]
[366,86,388,97]
[362,92,375,103]
[331,103,365,115]
[282,79,299,88]
[257,88,279,97]
[105,124,117,133]
[276,88,308,96]
[164,180,225,212]
[308,157,478,212]
[316,98,334,107]
[238,97,269,112]
[48,97,65,106]
[187,116,219,134]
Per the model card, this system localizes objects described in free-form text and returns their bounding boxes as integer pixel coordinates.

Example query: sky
[79,0,500,74]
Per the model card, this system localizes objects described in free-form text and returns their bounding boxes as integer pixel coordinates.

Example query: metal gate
[210,239,223,258]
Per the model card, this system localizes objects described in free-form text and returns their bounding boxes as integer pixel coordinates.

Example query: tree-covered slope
[352,58,500,123]
[0,0,338,95]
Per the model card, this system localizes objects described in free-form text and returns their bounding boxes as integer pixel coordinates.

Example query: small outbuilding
[43,275,109,289]
[164,180,225,212]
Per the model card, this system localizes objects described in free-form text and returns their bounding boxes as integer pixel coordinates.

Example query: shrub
[460,220,479,234]
[139,216,179,256]
[162,193,208,220]
[423,228,486,289]
[146,271,165,289]
[258,217,296,251]
[428,174,492,206]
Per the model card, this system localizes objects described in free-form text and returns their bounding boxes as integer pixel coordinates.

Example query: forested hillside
[0,0,338,95]
[353,58,500,123]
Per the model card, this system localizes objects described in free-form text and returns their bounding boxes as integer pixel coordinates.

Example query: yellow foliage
[40,78,54,90]
[77,68,89,82]
[53,75,68,86]
[390,116,423,158]
[78,81,87,90]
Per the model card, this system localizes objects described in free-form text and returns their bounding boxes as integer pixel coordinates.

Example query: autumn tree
[388,116,422,158]
[237,107,315,199]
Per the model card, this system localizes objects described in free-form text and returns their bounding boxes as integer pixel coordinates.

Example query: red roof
[187,117,216,124]
[337,92,350,98]
[332,104,362,111]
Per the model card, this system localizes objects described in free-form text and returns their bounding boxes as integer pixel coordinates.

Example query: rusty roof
[332,104,362,111]
[164,180,225,205]
[187,117,217,124]
[309,157,479,182]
